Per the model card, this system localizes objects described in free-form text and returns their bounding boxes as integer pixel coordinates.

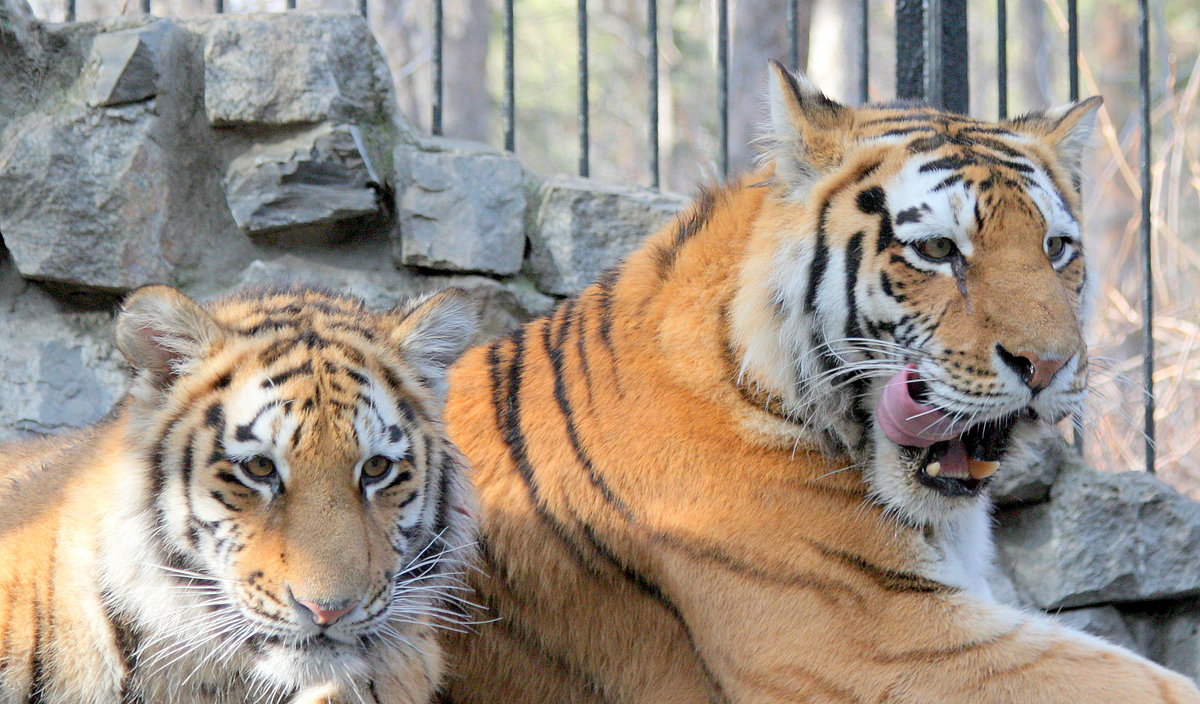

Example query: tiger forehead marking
[0,284,478,704]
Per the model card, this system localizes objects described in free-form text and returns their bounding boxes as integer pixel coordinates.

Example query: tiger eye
[1046,235,1068,259]
[914,237,958,261]
[243,456,276,478]
[363,455,392,478]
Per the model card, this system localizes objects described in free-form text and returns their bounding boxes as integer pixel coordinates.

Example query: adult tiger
[0,285,478,704]
[440,63,1200,703]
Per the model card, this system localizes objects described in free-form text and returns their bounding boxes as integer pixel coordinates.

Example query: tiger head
[732,62,1100,526]
[113,285,478,690]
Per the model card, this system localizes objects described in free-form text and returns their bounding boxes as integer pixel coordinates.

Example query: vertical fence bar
[895,0,968,113]
[1068,0,1083,449]
[286,0,296,9]
[215,0,223,14]
[578,0,590,177]
[360,0,368,17]
[859,0,869,103]
[788,0,799,70]
[65,0,75,21]
[1138,0,1155,473]
[504,0,515,152]
[717,0,728,177]
[432,0,444,136]
[142,0,151,13]
[648,0,660,189]
[1067,0,1079,101]
[997,0,1007,118]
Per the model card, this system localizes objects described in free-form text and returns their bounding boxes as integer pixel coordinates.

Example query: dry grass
[1055,2,1200,496]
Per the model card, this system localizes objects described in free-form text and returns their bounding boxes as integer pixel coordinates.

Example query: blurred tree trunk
[444,0,491,142]
[729,0,812,175]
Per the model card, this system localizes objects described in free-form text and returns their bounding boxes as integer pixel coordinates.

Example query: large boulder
[222,123,381,241]
[995,464,1200,610]
[200,13,400,131]
[393,137,526,276]
[0,0,44,116]
[0,106,173,292]
[990,430,1072,505]
[526,176,686,295]
[1053,606,1143,654]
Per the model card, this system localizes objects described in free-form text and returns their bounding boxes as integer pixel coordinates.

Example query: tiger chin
[0,285,479,704]
[439,61,1200,704]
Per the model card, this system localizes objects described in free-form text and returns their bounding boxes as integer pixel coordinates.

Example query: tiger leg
[663,555,1200,704]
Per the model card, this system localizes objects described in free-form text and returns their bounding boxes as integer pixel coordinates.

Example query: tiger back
[439,63,1200,703]
[0,285,478,704]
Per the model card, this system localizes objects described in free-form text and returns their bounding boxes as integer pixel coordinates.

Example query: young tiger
[439,63,1200,703]
[0,285,478,704]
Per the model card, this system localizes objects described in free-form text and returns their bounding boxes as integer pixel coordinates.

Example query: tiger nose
[295,598,359,626]
[996,345,1070,391]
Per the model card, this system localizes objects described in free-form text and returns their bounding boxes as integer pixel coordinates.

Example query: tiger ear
[115,285,223,390]
[1006,96,1102,188]
[388,288,479,397]
[762,59,852,197]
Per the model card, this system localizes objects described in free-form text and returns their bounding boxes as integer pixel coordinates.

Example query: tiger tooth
[969,459,999,480]
[924,461,941,478]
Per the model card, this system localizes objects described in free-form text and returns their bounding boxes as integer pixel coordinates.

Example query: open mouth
[876,365,1020,498]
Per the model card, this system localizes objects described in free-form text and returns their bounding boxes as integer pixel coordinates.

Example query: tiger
[438,62,1200,704]
[0,284,479,704]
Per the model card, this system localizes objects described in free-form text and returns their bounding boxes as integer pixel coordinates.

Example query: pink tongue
[875,367,971,478]
[875,366,961,446]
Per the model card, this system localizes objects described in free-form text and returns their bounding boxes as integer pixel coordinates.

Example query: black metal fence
[59,0,1160,475]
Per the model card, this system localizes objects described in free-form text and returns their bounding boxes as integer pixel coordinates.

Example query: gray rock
[526,175,687,295]
[234,256,553,343]
[990,429,1072,505]
[85,22,168,107]
[394,137,526,275]
[995,464,1200,610]
[0,0,42,90]
[1053,606,1143,654]
[0,107,172,292]
[0,252,127,443]
[201,13,396,129]
[1155,608,1200,684]
[222,123,381,241]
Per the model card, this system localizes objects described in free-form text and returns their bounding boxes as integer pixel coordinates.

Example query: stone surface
[85,22,168,107]
[0,252,127,443]
[201,13,395,128]
[995,465,1200,610]
[222,123,381,240]
[0,107,172,292]
[235,256,553,343]
[526,175,687,295]
[394,137,526,275]
[990,429,1072,505]
[1054,606,1142,654]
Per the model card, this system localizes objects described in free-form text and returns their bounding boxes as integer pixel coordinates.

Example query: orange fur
[440,68,1200,703]
[0,286,478,704]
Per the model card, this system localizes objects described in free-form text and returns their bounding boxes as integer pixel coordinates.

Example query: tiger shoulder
[438,62,1200,703]
[0,284,479,704]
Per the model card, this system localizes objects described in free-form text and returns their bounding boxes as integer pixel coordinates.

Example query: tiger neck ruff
[440,62,1200,704]
[0,286,478,704]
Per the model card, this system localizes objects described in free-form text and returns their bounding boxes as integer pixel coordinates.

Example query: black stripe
[595,267,620,357]
[654,185,717,278]
[573,295,595,403]
[803,202,831,313]
[488,328,725,703]
[99,590,141,703]
[844,232,865,342]
[262,360,313,388]
[26,596,44,704]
